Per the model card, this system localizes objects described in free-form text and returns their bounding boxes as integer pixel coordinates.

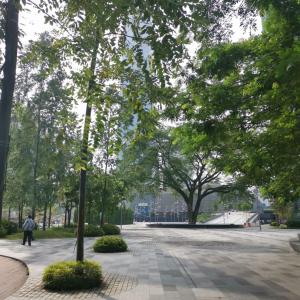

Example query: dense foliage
[0,226,7,238]
[0,220,18,234]
[185,0,300,204]
[43,260,102,290]
[286,220,300,229]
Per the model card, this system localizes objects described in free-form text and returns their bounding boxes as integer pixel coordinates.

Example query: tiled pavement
[0,224,300,299]
[0,256,28,300]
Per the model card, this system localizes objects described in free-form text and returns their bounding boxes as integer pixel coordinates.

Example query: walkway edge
[290,239,300,253]
[0,254,29,275]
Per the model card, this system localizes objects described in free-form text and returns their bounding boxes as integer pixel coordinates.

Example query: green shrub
[1,220,18,234]
[286,219,300,229]
[270,221,279,227]
[43,260,102,290]
[197,213,212,223]
[63,223,77,229]
[93,236,127,253]
[279,224,287,229]
[52,226,75,232]
[101,224,120,235]
[84,225,104,237]
[0,226,7,238]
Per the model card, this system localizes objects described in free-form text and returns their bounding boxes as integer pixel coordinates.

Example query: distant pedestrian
[22,215,35,246]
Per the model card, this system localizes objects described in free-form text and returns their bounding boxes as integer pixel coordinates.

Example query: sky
[20,4,262,44]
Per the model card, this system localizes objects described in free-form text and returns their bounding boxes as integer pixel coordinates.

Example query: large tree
[124,127,232,224]
[52,0,240,260]
[186,0,300,204]
[0,0,19,223]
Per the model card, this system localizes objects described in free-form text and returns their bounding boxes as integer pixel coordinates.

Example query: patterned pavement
[0,224,300,299]
[0,256,28,300]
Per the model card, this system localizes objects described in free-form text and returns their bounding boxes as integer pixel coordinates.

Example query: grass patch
[6,228,75,240]
[197,213,213,224]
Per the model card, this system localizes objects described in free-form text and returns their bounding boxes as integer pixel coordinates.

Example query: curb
[0,254,29,275]
[290,239,300,253]
[146,223,243,229]
[289,233,300,253]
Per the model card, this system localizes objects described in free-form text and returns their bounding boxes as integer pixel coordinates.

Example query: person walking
[22,215,35,246]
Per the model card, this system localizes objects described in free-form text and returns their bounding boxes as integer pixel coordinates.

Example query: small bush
[84,225,104,237]
[270,221,279,227]
[43,260,102,290]
[1,220,18,234]
[286,219,300,229]
[0,226,7,238]
[93,236,127,253]
[101,224,120,235]
[279,224,287,229]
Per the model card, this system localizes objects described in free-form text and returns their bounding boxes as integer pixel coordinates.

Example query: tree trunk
[18,204,22,228]
[87,199,91,224]
[0,0,19,223]
[64,206,68,227]
[32,103,41,220]
[76,31,100,262]
[48,204,52,228]
[100,200,105,226]
[191,186,203,224]
[18,201,24,228]
[8,206,11,221]
[187,202,195,224]
[67,207,72,226]
[42,202,47,231]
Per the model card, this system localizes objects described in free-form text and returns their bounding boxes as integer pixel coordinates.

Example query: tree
[218,187,255,212]
[4,104,35,227]
[182,0,300,205]
[124,127,232,224]
[54,0,240,260]
[0,0,19,223]
[4,31,79,228]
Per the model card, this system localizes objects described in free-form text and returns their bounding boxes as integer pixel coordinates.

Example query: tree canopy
[0,0,299,259]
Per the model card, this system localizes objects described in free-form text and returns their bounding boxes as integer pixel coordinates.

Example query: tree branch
[27,0,74,38]
[201,170,221,185]
[202,185,231,199]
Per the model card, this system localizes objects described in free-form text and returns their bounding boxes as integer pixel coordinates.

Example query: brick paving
[1,224,300,299]
[0,256,28,300]
[13,272,137,299]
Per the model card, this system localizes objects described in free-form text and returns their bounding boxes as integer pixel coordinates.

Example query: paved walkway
[0,225,300,299]
[0,256,28,300]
